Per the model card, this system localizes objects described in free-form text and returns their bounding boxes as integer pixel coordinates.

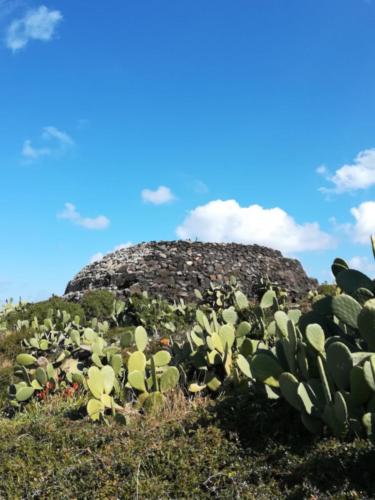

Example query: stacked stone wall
[65,240,317,301]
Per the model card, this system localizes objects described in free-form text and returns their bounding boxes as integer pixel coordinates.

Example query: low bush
[5,296,84,328]
[80,289,114,321]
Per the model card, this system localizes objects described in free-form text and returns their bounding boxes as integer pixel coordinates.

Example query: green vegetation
[1,236,375,497]
[81,289,115,321]
[3,296,85,330]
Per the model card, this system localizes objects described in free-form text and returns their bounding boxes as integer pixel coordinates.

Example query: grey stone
[64,240,317,302]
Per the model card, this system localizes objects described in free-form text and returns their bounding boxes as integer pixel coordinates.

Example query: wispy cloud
[42,126,73,145]
[21,139,50,160]
[141,186,175,205]
[319,149,375,194]
[21,126,73,162]
[58,203,110,230]
[176,199,335,253]
[6,5,62,52]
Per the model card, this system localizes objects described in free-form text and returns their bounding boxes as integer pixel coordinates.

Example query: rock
[64,240,318,302]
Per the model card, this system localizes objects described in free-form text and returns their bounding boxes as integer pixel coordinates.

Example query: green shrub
[6,296,84,328]
[317,282,337,296]
[80,290,115,321]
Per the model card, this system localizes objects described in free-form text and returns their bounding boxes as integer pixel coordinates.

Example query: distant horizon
[1,0,375,302]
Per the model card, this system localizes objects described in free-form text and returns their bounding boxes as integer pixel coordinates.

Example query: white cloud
[349,201,375,244]
[21,126,73,161]
[58,203,110,230]
[348,256,375,275]
[6,5,63,51]
[176,199,335,253]
[21,139,50,160]
[42,126,73,145]
[89,242,133,264]
[141,186,175,205]
[319,149,375,193]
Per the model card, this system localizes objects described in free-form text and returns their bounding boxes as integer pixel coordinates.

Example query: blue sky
[1,0,375,302]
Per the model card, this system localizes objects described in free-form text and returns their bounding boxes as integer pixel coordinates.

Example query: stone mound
[64,240,317,302]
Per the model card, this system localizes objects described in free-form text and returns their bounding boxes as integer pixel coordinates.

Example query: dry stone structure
[65,240,317,302]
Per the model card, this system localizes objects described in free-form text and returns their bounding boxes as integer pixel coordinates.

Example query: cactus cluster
[249,237,375,439]
[125,326,180,412]
[5,235,375,441]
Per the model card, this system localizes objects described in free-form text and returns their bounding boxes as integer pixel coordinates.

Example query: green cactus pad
[83,328,98,344]
[235,290,249,310]
[279,372,301,410]
[358,299,375,350]
[288,309,302,325]
[87,367,104,398]
[336,269,374,295]
[250,352,283,388]
[101,365,115,394]
[297,382,315,415]
[190,330,204,347]
[160,366,179,392]
[16,386,35,402]
[236,354,251,378]
[235,321,251,338]
[111,354,123,375]
[222,307,238,325]
[326,342,353,391]
[134,326,148,352]
[72,372,85,385]
[350,366,372,406]
[128,351,146,373]
[296,342,310,380]
[16,354,37,366]
[87,398,105,421]
[306,324,326,354]
[98,393,111,409]
[333,391,348,425]
[274,311,289,337]
[153,350,172,367]
[260,289,277,309]
[188,383,207,393]
[219,324,235,350]
[211,332,224,354]
[240,338,257,357]
[128,370,147,392]
[332,294,362,329]
[205,372,222,391]
[196,310,211,333]
[353,287,374,305]
[31,379,43,391]
[92,353,103,367]
[331,257,349,278]
[35,367,47,386]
